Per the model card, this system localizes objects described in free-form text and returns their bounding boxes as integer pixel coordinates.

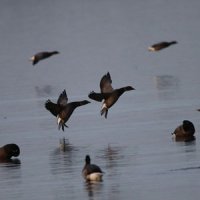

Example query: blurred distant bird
[171,120,195,141]
[45,90,90,131]
[29,51,59,65]
[88,72,135,118]
[0,144,20,160]
[82,155,103,181]
[197,109,200,112]
[148,41,177,52]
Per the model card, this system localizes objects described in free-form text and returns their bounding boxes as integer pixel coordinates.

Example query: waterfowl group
[2,38,197,185]
[45,89,90,131]
[88,72,135,118]
[30,51,59,65]
[0,144,20,161]
[148,41,177,52]
[172,120,195,141]
[82,155,103,181]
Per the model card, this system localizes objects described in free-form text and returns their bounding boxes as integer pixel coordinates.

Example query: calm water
[0,0,200,199]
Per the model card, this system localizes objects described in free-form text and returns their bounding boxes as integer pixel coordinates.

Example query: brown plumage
[45,90,90,131]
[148,41,177,52]
[172,120,195,141]
[30,51,59,65]
[0,144,20,160]
[88,72,135,118]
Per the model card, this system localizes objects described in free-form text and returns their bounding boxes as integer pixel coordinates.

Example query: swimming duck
[82,155,103,181]
[30,51,59,65]
[0,144,20,160]
[172,120,195,141]
[148,41,177,52]
[88,72,135,118]
[45,90,90,131]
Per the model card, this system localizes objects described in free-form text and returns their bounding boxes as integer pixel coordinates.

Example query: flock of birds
[0,40,199,181]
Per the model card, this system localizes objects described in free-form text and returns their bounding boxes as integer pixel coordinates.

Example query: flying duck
[0,144,20,161]
[82,155,103,181]
[88,72,135,118]
[45,90,90,131]
[172,120,195,141]
[148,41,177,52]
[30,51,59,65]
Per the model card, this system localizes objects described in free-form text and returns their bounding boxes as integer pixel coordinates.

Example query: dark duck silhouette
[0,144,20,161]
[88,72,135,118]
[82,155,103,181]
[148,41,177,52]
[30,51,59,65]
[172,120,195,141]
[45,90,90,131]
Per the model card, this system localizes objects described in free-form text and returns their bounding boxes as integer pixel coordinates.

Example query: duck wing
[100,72,113,93]
[87,164,102,174]
[57,90,68,106]
[45,100,62,117]
[88,91,104,102]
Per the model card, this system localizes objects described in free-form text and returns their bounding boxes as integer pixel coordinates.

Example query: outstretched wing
[57,90,68,106]
[45,100,61,117]
[88,91,104,102]
[100,72,113,93]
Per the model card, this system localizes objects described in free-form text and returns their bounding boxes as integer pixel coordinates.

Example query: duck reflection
[154,75,179,90]
[35,85,53,97]
[98,144,124,169]
[49,138,78,175]
[84,180,103,200]
[0,158,21,165]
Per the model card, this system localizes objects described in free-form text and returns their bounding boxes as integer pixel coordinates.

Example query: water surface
[0,0,200,200]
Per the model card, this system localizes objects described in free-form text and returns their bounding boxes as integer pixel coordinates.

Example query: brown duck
[172,120,195,141]
[0,144,20,161]
[45,90,90,131]
[88,72,135,118]
[30,51,59,65]
[148,41,177,52]
[82,155,103,181]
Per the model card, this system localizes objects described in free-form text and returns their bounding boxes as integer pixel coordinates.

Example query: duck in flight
[88,72,135,118]
[45,90,90,131]
[30,51,59,65]
[148,41,177,52]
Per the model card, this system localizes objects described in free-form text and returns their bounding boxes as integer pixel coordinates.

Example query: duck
[148,41,177,52]
[0,144,20,161]
[45,90,90,131]
[82,155,103,181]
[172,120,195,141]
[29,51,59,65]
[88,72,135,118]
